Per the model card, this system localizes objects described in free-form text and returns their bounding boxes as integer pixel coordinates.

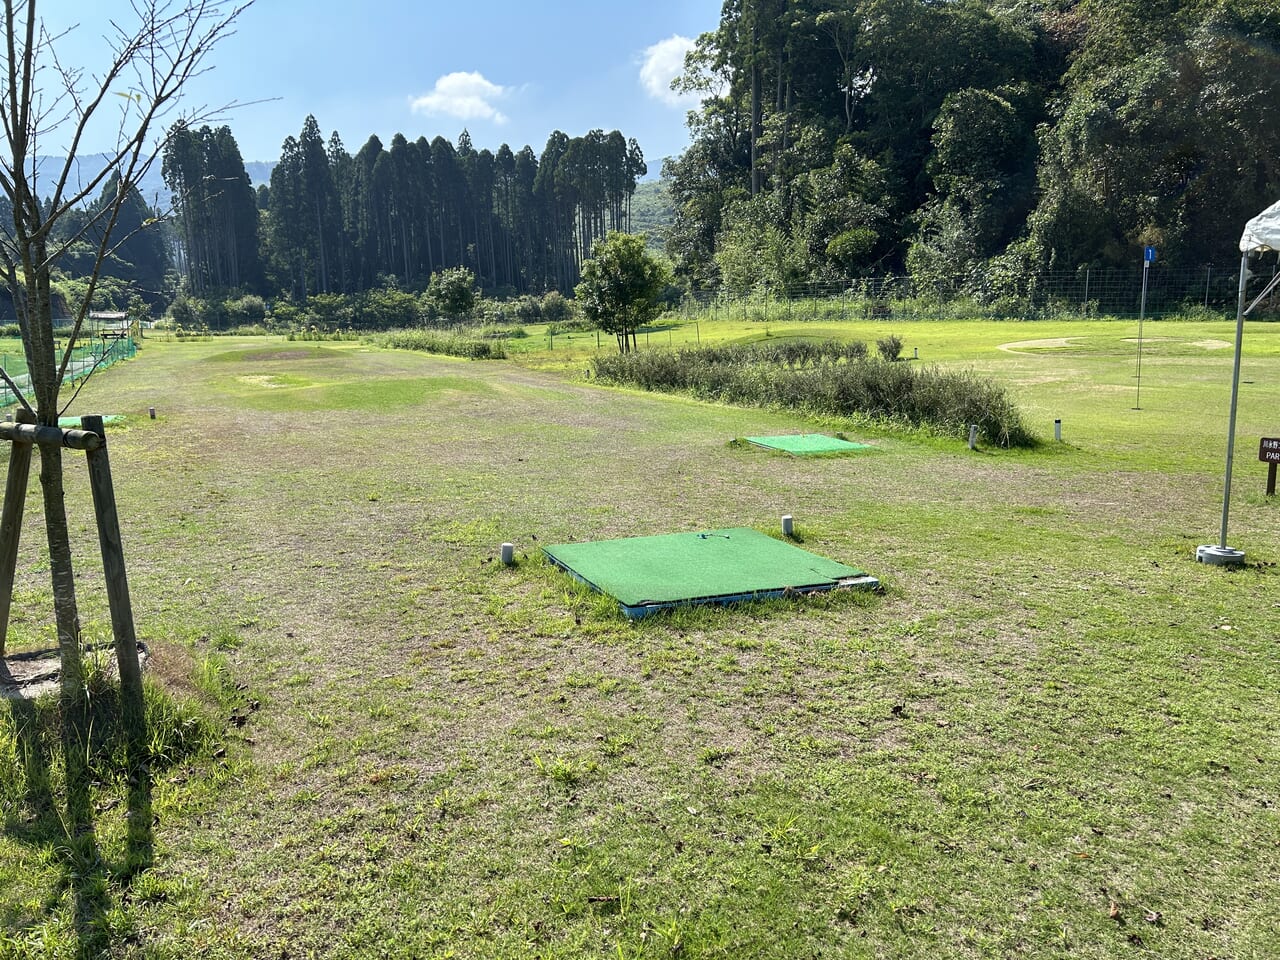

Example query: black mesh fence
[672,257,1280,323]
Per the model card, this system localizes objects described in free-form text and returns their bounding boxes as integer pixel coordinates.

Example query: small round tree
[427,266,477,320]
[575,232,671,353]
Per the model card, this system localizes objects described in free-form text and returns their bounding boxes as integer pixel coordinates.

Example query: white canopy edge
[1240,198,1280,252]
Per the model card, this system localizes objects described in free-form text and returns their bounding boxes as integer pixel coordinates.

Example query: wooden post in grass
[82,414,150,854]
[0,408,35,656]
[0,415,105,656]
[81,416,145,714]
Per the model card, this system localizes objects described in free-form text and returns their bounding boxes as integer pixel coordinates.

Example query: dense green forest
[0,171,169,321]
[663,0,1280,295]
[163,119,647,301]
[22,0,1279,322]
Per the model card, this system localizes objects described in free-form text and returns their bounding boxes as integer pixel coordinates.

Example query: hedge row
[593,343,1035,448]
[375,329,507,360]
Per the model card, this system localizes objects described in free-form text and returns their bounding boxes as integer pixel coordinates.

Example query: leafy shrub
[593,341,1035,447]
[225,294,267,326]
[167,293,232,330]
[361,288,423,328]
[876,334,904,361]
[303,293,354,329]
[427,267,477,319]
[540,290,572,324]
[514,296,543,323]
[473,299,514,325]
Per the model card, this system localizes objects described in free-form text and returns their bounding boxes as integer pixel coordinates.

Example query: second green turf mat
[544,527,878,617]
[744,434,871,454]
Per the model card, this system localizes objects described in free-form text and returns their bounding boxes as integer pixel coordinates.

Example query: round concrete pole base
[1196,544,1246,566]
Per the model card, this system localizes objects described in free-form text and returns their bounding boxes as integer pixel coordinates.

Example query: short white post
[500,542,514,565]
[968,424,978,450]
[913,347,918,359]
[1054,418,1062,442]
[781,515,794,538]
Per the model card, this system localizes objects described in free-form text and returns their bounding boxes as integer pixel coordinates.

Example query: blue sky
[42,0,724,175]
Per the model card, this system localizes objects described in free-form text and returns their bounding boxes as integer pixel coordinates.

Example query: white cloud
[640,35,699,108]
[409,72,509,124]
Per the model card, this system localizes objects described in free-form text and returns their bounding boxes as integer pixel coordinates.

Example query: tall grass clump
[375,329,508,359]
[594,341,1035,447]
[0,669,222,820]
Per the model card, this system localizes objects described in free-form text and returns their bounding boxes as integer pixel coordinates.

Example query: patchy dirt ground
[1,644,148,700]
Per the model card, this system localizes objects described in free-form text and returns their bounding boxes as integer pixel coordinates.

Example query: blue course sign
[1144,245,1157,263]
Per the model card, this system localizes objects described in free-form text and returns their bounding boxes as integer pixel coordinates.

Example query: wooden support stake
[81,416,144,722]
[0,408,35,657]
[1268,463,1277,497]
[0,420,102,450]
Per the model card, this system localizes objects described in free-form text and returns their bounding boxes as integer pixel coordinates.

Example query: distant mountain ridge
[33,154,276,211]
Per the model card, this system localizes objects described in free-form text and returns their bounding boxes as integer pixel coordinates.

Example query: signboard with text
[1263,438,1280,496]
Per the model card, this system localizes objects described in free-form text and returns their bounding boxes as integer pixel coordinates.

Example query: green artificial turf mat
[744,433,871,454]
[58,414,124,427]
[543,527,877,616]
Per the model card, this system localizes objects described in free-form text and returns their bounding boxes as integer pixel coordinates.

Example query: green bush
[540,290,572,324]
[427,267,477,320]
[876,334,904,361]
[268,301,303,328]
[225,294,268,326]
[361,288,424,328]
[593,341,1035,447]
[514,296,543,323]
[303,293,354,329]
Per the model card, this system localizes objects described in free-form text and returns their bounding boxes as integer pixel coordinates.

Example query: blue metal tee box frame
[543,526,880,618]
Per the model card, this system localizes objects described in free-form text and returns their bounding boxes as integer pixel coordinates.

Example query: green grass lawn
[1,320,1278,959]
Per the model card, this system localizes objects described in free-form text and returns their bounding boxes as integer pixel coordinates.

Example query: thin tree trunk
[750,24,762,197]
[38,442,92,833]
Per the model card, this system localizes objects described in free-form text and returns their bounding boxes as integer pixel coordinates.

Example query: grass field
[1,318,1278,958]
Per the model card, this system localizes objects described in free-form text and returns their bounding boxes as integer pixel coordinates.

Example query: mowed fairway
[2,321,1279,959]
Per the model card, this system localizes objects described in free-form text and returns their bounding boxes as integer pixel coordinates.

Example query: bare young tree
[1,0,251,829]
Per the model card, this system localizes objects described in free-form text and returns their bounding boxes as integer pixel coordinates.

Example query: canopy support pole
[1199,252,1263,565]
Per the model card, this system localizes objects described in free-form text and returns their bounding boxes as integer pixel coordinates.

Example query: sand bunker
[998,337,1078,352]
